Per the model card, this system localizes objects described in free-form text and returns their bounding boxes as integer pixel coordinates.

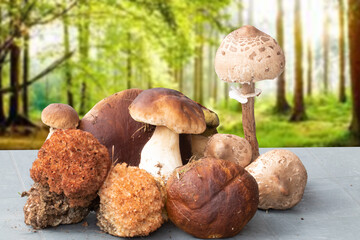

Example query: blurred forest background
[0,0,360,149]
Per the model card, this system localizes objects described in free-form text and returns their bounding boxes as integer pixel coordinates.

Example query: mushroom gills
[229,84,262,104]
[139,126,182,179]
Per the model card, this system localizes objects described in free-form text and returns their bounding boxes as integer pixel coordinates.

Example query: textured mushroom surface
[41,103,79,129]
[245,149,307,210]
[30,129,111,207]
[22,183,89,229]
[79,89,155,166]
[166,157,259,239]
[97,163,165,237]
[215,25,285,83]
[204,133,252,168]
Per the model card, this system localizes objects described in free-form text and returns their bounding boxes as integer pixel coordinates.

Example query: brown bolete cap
[204,133,252,168]
[79,89,154,166]
[129,88,206,134]
[245,149,308,210]
[166,157,259,239]
[215,25,285,83]
[41,103,79,129]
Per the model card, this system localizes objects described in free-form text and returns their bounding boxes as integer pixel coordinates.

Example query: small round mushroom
[215,25,285,161]
[129,88,206,179]
[245,149,307,210]
[41,103,79,139]
[204,133,252,168]
[97,163,166,237]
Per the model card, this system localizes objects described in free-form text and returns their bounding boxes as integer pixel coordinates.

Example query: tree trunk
[241,83,259,161]
[8,42,20,124]
[307,40,313,96]
[348,0,360,137]
[339,0,347,103]
[323,5,330,94]
[63,3,73,107]
[275,0,290,113]
[126,32,132,89]
[193,23,203,104]
[78,0,89,115]
[22,32,29,117]
[0,7,5,126]
[290,0,306,121]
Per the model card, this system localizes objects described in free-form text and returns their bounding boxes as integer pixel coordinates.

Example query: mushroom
[97,163,166,237]
[204,133,252,168]
[166,157,259,239]
[128,88,206,179]
[30,129,111,207]
[245,149,307,210]
[41,103,79,139]
[214,25,285,161]
[79,89,154,166]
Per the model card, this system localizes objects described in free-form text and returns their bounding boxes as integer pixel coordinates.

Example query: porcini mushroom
[204,133,252,168]
[79,89,154,166]
[129,88,206,179]
[245,149,307,210]
[41,103,79,139]
[166,157,259,239]
[214,25,285,161]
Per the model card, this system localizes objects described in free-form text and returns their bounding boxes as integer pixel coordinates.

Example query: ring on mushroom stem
[214,25,285,161]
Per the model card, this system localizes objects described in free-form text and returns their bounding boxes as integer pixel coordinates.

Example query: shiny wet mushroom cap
[245,149,307,210]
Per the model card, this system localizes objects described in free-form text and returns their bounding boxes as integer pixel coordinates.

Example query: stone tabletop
[1,148,360,239]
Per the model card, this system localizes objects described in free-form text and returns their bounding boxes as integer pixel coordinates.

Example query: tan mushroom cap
[204,134,252,168]
[245,149,307,210]
[215,25,285,83]
[41,103,79,129]
[129,88,206,134]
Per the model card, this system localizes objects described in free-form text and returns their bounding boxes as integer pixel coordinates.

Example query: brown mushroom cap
[214,25,285,83]
[245,149,307,210]
[166,157,259,239]
[79,89,154,166]
[204,133,252,168]
[129,88,206,134]
[41,103,79,129]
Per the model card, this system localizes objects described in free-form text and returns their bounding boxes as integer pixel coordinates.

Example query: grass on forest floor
[215,94,360,147]
[0,94,359,149]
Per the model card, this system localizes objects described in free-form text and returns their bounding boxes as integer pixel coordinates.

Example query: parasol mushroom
[41,103,79,139]
[214,25,285,161]
[129,88,206,179]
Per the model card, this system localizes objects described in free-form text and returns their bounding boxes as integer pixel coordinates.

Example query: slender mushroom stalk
[129,88,206,180]
[139,126,182,177]
[215,25,285,161]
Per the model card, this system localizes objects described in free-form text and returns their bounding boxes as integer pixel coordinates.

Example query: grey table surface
[1,147,360,240]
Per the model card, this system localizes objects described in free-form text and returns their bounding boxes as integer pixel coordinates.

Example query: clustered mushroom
[22,25,307,239]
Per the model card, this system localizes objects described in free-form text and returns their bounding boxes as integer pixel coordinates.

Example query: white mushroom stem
[46,127,56,140]
[139,126,182,180]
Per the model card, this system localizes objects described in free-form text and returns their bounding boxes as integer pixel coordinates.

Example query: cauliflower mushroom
[30,129,111,207]
[41,103,79,139]
[129,88,206,179]
[215,25,285,161]
[97,163,166,237]
[245,149,307,210]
